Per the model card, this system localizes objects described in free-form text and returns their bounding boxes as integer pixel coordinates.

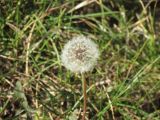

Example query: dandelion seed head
[61,35,99,73]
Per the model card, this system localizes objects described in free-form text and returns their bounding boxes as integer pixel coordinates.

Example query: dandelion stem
[82,73,87,120]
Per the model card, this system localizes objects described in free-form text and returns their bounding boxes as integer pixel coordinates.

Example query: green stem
[81,73,87,120]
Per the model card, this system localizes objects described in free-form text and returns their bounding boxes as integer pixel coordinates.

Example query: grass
[0,0,160,119]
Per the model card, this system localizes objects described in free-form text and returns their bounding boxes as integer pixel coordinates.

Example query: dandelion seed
[61,35,99,119]
[61,35,99,73]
